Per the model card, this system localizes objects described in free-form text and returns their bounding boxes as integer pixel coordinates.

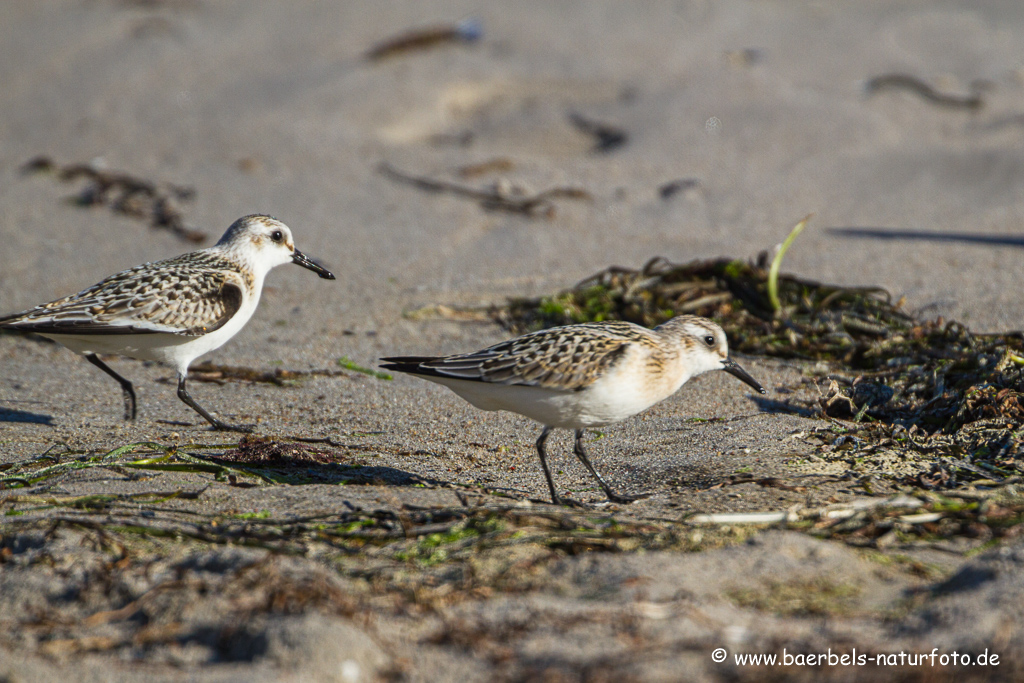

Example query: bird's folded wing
[0,256,245,337]
[416,330,631,391]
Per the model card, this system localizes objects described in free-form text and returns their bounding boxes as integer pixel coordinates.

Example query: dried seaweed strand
[365,19,482,61]
[379,162,591,217]
[21,155,207,242]
[185,361,351,386]
[865,74,984,110]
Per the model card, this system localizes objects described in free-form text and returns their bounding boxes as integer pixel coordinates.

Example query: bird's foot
[603,490,652,504]
[551,495,594,509]
[208,420,255,433]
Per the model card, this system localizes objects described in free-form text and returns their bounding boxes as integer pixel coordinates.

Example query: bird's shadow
[750,395,816,418]
[0,407,54,425]
[203,452,454,488]
[828,227,1024,248]
[331,464,453,488]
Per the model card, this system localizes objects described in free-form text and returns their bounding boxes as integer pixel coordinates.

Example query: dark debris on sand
[20,155,207,243]
[213,435,338,466]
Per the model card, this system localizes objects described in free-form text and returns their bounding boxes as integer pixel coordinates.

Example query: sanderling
[0,214,334,431]
[381,315,766,506]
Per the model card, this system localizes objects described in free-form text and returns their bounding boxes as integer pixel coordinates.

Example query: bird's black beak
[722,358,766,394]
[292,249,335,280]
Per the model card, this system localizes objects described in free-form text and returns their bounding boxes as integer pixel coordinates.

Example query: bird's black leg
[85,354,136,421]
[534,427,588,507]
[535,427,561,504]
[176,371,253,432]
[573,429,649,504]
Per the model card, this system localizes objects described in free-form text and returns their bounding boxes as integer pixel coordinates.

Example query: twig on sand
[20,156,207,242]
[379,162,591,218]
[365,18,482,61]
[865,74,985,110]
[182,361,352,386]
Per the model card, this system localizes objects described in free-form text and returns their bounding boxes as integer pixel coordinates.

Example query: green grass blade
[338,356,392,380]
[768,214,813,315]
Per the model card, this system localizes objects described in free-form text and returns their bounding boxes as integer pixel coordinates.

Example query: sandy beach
[2,1,1024,681]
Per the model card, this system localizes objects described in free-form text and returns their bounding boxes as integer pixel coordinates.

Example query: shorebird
[0,214,335,431]
[381,315,766,505]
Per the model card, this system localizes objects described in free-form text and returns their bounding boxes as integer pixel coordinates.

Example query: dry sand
[2,1,1024,681]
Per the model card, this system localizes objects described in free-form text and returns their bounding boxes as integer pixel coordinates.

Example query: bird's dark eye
[704,335,715,346]
[270,230,283,243]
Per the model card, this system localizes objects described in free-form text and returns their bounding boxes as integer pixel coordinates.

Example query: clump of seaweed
[488,217,1024,487]
[0,441,268,491]
[495,253,1021,374]
[500,251,1020,365]
[0,439,377,491]
[804,491,1024,550]
[213,435,338,466]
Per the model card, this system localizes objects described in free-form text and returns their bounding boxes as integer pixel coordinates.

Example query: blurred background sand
[3,1,1023,345]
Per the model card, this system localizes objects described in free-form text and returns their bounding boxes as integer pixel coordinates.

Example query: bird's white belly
[424,366,672,429]
[46,332,198,364]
